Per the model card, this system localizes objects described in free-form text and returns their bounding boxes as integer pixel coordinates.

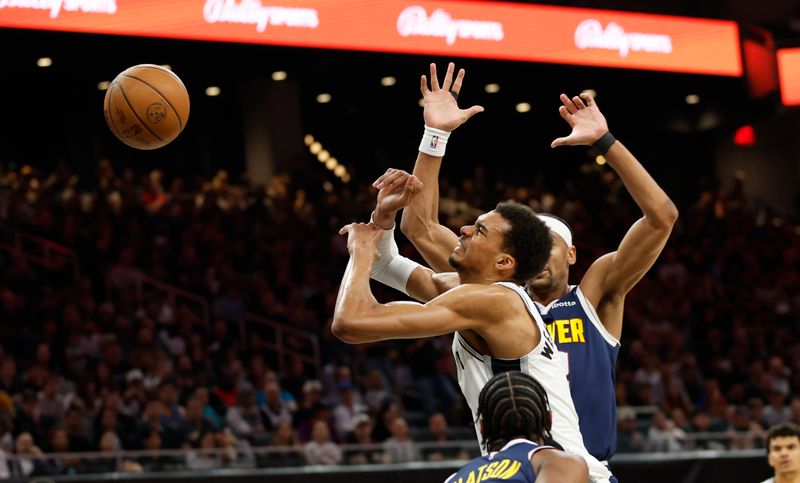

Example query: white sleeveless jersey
[451,282,612,483]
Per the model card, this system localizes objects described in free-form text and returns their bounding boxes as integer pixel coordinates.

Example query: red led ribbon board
[778,48,800,105]
[0,0,742,76]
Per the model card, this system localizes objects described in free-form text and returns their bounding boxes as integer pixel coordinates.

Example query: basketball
[103,64,190,150]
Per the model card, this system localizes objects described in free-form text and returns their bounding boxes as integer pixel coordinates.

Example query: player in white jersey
[332,62,611,482]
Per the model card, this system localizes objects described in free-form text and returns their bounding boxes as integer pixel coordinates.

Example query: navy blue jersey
[536,286,621,461]
[444,439,551,483]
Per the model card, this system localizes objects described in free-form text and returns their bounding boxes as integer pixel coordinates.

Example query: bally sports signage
[0,0,742,76]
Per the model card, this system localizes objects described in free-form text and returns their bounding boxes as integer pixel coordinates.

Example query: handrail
[107,267,210,327]
[244,313,321,378]
[108,268,320,378]
[0,222,80,276]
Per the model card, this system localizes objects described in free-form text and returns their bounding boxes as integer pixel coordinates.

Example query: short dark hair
[494,201,552,284]
[477,371,551,452]
[767,422,800,454]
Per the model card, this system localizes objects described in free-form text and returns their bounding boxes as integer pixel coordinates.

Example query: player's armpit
[531,449,589,483]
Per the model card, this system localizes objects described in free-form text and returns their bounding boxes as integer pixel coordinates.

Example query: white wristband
[418,125,451,157]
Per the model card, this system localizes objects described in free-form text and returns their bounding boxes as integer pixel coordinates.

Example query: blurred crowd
[0,159,798,476]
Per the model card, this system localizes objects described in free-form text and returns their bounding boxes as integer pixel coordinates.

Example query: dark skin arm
[531,448,588,483]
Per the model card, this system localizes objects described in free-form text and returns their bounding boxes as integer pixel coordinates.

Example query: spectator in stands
[225,388,268,444]
[185,431,217,470]
[260,381,293,430]
[303,420,341,465]
[10,432,54,477]
[266,420,304,467]
[383,417,418,463]
[333,381,366,436]
[765,391,792,428]
[420,412,467,461]
[616,407,644,453]
[344,413,387,465]
[646,411,685,452]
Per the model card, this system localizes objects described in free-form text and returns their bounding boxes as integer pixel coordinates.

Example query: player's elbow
[331,315,362,344]
[654,200,679,230]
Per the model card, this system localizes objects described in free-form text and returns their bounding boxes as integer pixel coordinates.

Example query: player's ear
[496,253,515,274]
[567,246,576,266]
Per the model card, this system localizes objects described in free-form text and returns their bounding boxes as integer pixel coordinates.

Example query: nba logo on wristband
[430,136,439,149]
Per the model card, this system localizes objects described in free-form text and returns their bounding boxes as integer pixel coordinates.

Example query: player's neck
[776,471,800,483]
[530,284,570,305]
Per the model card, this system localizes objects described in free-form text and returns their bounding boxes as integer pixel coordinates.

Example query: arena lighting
[97,81,110,91]
[778,48,800,106]
[317,150,330,162]
[303,134,314,146]
[309,142,322,154]
[485,83,501,94]
[325,158,338,170]
[36,57,52,68]
[381,76,397,86]
[515,102,531,113]
[685,94,701,104]
[205,86,221,97]
[316,93,332,104]
[595,155,607,165]
[272,71,288,81]
[334,165,346,177]
[733,125,756,146]
[306,136,350,182]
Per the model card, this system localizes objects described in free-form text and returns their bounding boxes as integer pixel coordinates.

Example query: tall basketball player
[333,62,612,482]
[394,62,677,466]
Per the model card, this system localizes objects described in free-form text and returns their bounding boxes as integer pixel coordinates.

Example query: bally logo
[397,6,504,45]
[574,19,673,58]
[0,0,117,19]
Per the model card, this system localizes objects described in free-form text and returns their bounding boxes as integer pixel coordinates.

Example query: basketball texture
[104,64,190,150]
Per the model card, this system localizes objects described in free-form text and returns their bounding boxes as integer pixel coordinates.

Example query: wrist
[592,131,616,155]
[370,210,396,230]
[419,125,451,157]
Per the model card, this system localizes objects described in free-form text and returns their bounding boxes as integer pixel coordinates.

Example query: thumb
[463,105,484,120]
[550,136,571,148]
[338,225,350,235]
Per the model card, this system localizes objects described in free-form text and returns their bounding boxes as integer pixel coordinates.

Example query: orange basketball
[103,64,190,150]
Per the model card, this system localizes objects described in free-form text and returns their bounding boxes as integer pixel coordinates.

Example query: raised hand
[551,92,609,148]
[338,222,383,258]
[372,168,423,229]
[421,62,484,132]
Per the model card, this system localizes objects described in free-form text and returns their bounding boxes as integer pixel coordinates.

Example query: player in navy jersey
[394,63,677,465]
[445,371,587,483]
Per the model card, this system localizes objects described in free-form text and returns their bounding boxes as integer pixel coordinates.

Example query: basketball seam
[106,83,124,142]
[121,73,185,131]
[129,65,184,85]
[116,83,165,142]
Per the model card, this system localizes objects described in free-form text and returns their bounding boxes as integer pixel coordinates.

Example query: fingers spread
[442,62,455,92]
[463,105,485,120]
[573,96,586,109]
[451,68,466,96]
[558,105,573,125]
[560,93,577,114]
[429,63,440,91]
[420,75,430,96]
[580,92,596,107]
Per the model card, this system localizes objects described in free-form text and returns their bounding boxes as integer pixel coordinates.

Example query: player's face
[449,211,510,273]
[527,231,575,293]
[769,436,800,476]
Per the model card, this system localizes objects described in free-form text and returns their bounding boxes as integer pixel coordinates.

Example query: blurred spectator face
[50,429,69,452]
[273,421,295,445]
[265,383,281,405]
[99,432,120,452]
[194,387,209,406]
[200,432,216,449]
[159,383,178,407]
[692,412,711,431]
[353,416,373,443]
[186,399,203,422]
[311,420,330,444]
[768,435,800,477]
[35,344,51,366]
[15,432,33,454]
[391,418,410,440]
[429,413,447,439]
[144,431,162,450]
[101,408,118,431]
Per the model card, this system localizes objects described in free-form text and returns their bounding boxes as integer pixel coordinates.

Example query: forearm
[333,253,379,340]
[400,152,443,236]
[604,141,678,228]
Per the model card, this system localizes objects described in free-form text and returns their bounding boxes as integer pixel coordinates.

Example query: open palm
[421,62,483,132]
[551,93,609,148]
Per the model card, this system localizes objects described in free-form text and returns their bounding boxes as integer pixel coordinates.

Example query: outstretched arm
[388,62,482,273]
[552,93,678,339]
[333,223,505,343]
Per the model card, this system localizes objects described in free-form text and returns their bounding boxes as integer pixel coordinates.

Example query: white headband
[537,215,573,248]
